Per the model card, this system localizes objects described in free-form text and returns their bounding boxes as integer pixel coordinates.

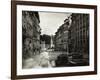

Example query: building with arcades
[68,13,89,64]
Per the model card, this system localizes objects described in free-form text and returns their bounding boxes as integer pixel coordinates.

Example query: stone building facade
[54,18,70,52]
[68,13,89,63]
[22,11,41,59]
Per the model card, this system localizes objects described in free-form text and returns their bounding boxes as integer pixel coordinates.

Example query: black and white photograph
[11,1,97,79]
[22,11,89,69]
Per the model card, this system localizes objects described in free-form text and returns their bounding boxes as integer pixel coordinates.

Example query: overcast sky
[39,12,71,35]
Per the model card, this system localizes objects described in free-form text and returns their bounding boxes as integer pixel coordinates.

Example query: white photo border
[17,5,95,76]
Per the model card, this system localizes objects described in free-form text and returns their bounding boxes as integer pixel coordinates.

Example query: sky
[39,12,71,35]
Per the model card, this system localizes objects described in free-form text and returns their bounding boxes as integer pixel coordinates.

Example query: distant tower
[41,41,46,51]
[50,35,54,48]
